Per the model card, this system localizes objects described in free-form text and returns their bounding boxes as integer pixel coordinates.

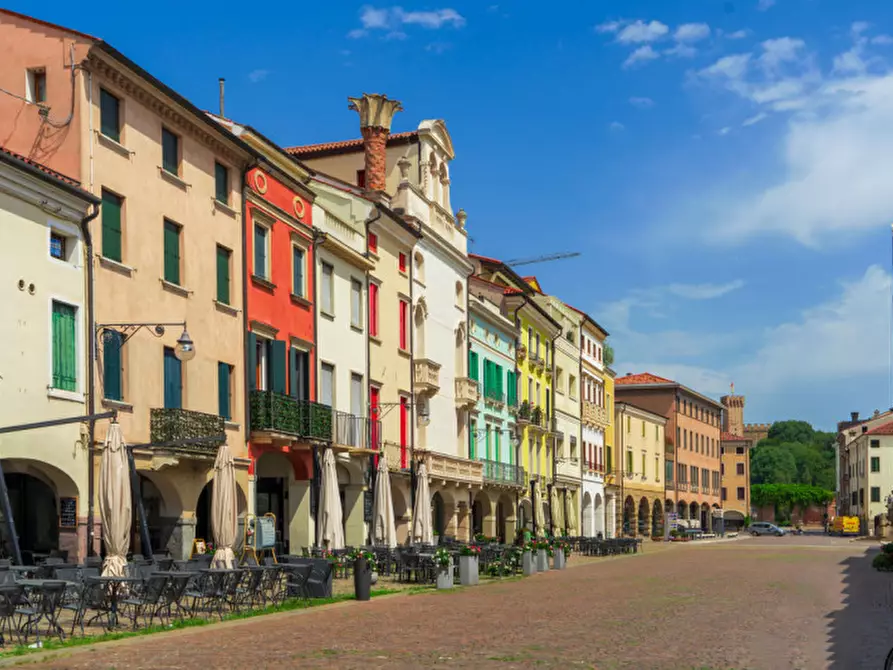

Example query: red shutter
[398,252,407,273]
[370,386,380,453]
[399,396,408,468]
[368,232,378,253]
[399,299,407,350]
[369,283,379,337]
[356,170,366,188]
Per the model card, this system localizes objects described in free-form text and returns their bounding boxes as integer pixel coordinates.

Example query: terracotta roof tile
[469,252,502,264]
[867,421,893,436]
[721,432,748,442]
[285,131,418,156]
[615,372,675,386]
[0,146,81,188]
[504,287,524,295]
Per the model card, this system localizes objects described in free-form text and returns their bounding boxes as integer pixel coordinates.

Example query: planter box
[552,548,566,570]
[459,555,479,586]
[522,550,536,576]
[536,548,549,572]
[436,566,453,590]
[353,557,371,601]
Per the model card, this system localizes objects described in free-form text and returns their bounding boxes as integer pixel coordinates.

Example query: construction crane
[504,252,581,267]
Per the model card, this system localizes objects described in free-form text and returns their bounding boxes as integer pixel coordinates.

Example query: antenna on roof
[218,78,225,118]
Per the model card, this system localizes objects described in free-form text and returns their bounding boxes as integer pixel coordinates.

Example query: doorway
[256,477,286,554]
[3,473,58,562]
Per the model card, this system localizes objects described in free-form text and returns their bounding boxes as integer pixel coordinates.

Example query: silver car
[749,522,786,536]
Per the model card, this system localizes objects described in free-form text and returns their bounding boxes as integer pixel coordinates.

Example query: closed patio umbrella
[412,462,433,545]
[211,443,238,568]
[100,422,131,577]
[535,488,546,538]
[551,487,565,535]
[371,455,397,547]
[566,494,578,536]
[316,448,345,549]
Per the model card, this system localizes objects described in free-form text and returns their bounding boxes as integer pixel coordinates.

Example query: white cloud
[617,20,669,44]
[742,112,768,126]
[717,126,732,135]
[666,280,744,299]
[623,45,660,68]
[726,30,749,40]
[349,5,465,38]
[426,42,451,54]
[833,48,867,74]
[665,43,698,58]
[700,53,752,79]
[609,121,625,132]
[595,20,622,34]
[248,69,268,83]
[757,0,776,10]
[872,35,893,45]
[674,23,710,42]
[759,37,806,70]
[629,96,655,108]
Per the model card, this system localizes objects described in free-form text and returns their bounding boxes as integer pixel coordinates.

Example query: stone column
[289,480,312,553]
[344,484,366,546]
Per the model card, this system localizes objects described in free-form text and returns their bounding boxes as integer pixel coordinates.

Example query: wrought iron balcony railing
[481,459,525,486]
[149,407,226,455]
[483,386,505,404]
[249,390,334,441]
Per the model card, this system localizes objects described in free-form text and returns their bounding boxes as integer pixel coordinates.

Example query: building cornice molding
[0,162,91,223]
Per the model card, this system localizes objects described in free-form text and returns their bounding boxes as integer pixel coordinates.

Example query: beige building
[720,390,753,529]
[614,403,667,537]
[847,421,893,536]
[0,12,255,558]
[0,147,97,562]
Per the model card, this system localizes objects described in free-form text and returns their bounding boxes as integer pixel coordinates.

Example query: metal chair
[17,581,67,644]
[120,573,169,629]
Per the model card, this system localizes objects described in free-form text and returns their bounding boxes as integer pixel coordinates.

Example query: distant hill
[750,420,836,491]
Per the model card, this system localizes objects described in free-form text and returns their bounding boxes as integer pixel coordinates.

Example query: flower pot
[459,555,479,586]
[522,550,536,576]
[536,548,549,572]
[552,548,566,570]
[436,565,453,589]
[353,557,372,602]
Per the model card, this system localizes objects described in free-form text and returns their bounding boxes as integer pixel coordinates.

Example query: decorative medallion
[293,196,306,220]
[253,171,268,194]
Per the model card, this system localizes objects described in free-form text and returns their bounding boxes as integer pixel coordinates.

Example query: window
[50,232,66,260]
[642,453,646,477]
[507,370,517,406]
[527,379,533,403]
[51,301,77,392]
[368,232,378,254]
[216,245,231,304]
[626,416,631,433]
[468,350,479,381]
[626,450,634,474]
[736,463,745,475]
[721,487,727,501]
[666,459,674,482]
[721,463,725,475]
[470,419,477,459]
[218,362,233,420]
[215,162,229,204]
[569,374,576,399]
[655,456,660,481]
[872,487,881,503]
[527,327,533,354]
[736,446,745,455]
[99,88,121,142]
[321,263,334,315]
[369,282,379,337]
[292,246,305,298]
[253,336,270,391]
[535,333,540,357]
[351,278,363,328]
[641,419,645,437]
[356,169,366,188]
[253,222,269,279]
[398,252,408,273]
[163,347,182,409]
[871,456,880,473]
[289,347,310,400]
[871,439,881,448]
[163,219,181,285]
[102,329,123,401]
[399,299,408,350]
[101,189,123,262]
[320,363,334,407]
[161,127,179,175]
[350,374,364,445]
[860,489,865,505]
[26,68,47,104]
[455,281,463,309]
[737,487,745,500]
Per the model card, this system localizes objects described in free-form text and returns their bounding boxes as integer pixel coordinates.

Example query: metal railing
[149,407,226,455]
[481,459,525,486]
[483,386,505,403]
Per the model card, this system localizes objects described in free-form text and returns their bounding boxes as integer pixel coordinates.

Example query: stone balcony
[413,358,441,395]
[419,449,483,487]
[455,377,480,408]
[582,400,610,428]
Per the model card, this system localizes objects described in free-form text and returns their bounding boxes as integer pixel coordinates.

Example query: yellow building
[604,367,618,537]
[614,402,667,537]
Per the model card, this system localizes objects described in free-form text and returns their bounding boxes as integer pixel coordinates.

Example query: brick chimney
[348,93,403,194]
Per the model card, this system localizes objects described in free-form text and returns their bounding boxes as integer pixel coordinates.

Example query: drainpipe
[409,230,417,523]
[364,207,382,545]
[81,203,100,557]
[311,226,326,536]
[619,404,625,536]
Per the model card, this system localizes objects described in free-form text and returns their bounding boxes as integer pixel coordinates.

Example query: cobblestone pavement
[12,535,893,670]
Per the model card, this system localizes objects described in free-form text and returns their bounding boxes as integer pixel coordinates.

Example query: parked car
[750,522,786,537]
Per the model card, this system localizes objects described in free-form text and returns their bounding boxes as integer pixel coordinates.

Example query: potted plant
[535,539,551,571]
[651,533,664,542]
[350,548,377,601]
[552,539,568,570]
[522,541,536,575]
[458,545,480,586]
[434,547,453,589]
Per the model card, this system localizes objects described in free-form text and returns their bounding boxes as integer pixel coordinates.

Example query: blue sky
[11,0,893,429]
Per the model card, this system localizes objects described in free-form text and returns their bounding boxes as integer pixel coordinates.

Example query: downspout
[311,226,326,534]
[409,228,417,520]
[364,207,382,545]
[81,203,100,557]
[619,404,625,536]
[512,295,533,535]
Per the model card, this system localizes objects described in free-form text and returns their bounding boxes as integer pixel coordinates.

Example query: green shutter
[254,224,266,278]
[216,246,230,304]
[247,332,257,391]
[51,302,77,391]
[163,220,180,284]
[163,347,182,409]
[218,362,231,419]
[215,162,229,204]
[293,247,304,297]
[103,330,123,401]
[162,128,179,174]
[495,431,501,463]
[99,89,120,142]
[470,422,476,460]
[496,364,503,397]
[270,340,287,394]
[101,190,122,262]
[468,350,479,381]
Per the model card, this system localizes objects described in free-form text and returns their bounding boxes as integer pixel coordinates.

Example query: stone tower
[720,383,745,436]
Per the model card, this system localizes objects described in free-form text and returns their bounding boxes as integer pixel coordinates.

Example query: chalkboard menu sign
[254,516,277,550]
[59,497,77,529]
[364,489,373,523]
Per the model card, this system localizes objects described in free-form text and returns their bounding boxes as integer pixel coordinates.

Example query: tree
[767,420,815,445]
[751,420,836,489]
[604,343,614,366]
[750,445,798,485]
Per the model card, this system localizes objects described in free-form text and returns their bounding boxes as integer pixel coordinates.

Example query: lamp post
[95,322,195,361]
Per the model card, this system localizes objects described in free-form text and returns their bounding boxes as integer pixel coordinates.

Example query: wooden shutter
[101,190,122,262]
[399,300,407,349]
[270,340,287,394]
[468,350,478,381]
[163,347,182,409]
[254,224,266,278]
[218,362,231,419]
[293,247,304,297]
[216,246,230,304]
[51,302,77,391]
[163,220,180,284]
[247,332,257,391]
[496,364,503,397]
[99,89,119,141]
[162,128,179,174]
[215,162,229,203]
[368,282,379,336]
[103,330,123,401]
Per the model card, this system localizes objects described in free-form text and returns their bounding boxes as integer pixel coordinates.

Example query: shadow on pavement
[827,547,893,669]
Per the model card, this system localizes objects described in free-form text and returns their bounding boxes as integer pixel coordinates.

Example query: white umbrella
[316,448,345,549]
[100,422,131,577]
[371,455,397,547]
[566,493,578,535]
[412,462,433,545]
[210,443,238,568]
[551,487,565,535]
[535,488,546,538]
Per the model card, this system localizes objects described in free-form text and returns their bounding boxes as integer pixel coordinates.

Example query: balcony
[455,377,480,408]
[690,484,699,494]
[530,354,545,374]
[419,449,483,486]
[249,390,334,442]
[516,343,527,363]
[332,412,381,451]
[481,459,525,487]
[517,401,531,425]
[413,358,441,395]
[582,400,609,428]
[676,482,688,492]
[666,481,675,491]
[483,386,505,406]
[149,407,226,456]
[383,441,411,473]
[529,406,547,433]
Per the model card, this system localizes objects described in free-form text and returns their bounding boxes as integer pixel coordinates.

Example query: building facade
[0,147,97,562]
[0,13,256,559]
[837,409,893,517]
[615,373,723,532]
[720,389,753,529]
[604,368,618,537]
[614,403,667,537]
[847,421,893,535]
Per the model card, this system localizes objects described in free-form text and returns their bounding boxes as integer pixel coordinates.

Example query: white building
[849,421,893,536]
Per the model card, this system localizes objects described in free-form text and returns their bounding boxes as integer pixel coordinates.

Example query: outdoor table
[87,575,142,629]
[8,566,35,576]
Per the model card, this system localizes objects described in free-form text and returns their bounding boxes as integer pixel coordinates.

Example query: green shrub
[882,543,893,555]
[873,551,893,571]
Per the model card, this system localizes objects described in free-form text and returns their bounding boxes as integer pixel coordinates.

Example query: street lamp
[96,322,196,362]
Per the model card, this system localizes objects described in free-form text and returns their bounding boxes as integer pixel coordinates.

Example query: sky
[8,0,893,430]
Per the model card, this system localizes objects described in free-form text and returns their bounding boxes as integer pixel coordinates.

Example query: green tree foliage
[750,484,835,508]
[750,420,836,490]
[604,343,615,366]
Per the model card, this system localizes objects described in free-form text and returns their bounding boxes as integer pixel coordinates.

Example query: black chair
[68,578,110,635]
[161,572,193,621]
[17,581,67,644]
[184,571,225,619]
[282,564,312,601]
[238,568,266,609]
[0,585,25,647]
[121,573,169,629]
